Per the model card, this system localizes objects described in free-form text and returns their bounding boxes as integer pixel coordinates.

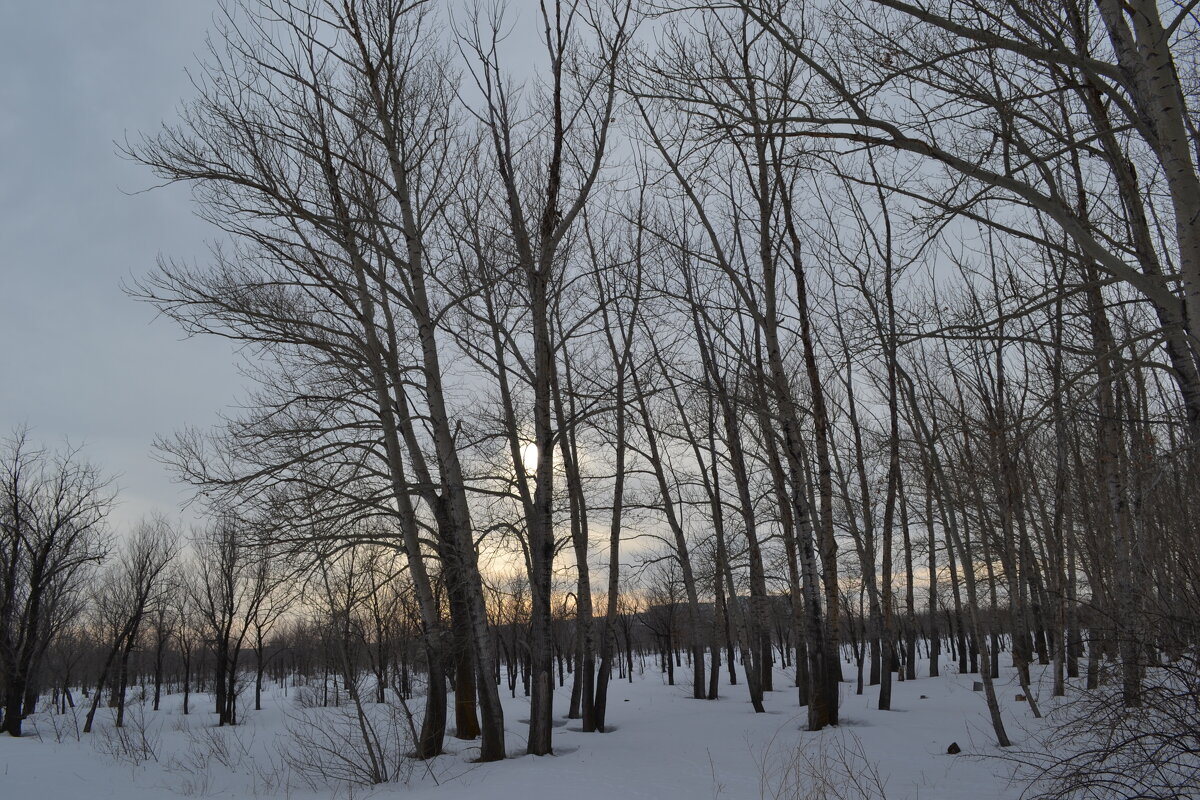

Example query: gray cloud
[0,1,555,530]
[1,1,238,528]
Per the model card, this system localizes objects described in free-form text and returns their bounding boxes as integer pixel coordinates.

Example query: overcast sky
[1,1,239,528]
[1,2,552,533]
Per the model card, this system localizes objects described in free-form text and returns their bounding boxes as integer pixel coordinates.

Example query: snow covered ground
[1,657,1050,799]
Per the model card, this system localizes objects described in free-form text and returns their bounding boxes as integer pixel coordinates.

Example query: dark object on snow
[947,742,961,755]
[920,695,927,699]
[972,681,984,692]
[623,699,629,702]
[1016,694,1026,702]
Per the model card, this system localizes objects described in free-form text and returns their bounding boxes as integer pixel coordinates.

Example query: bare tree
[82,516,175,733]
[1,429,112,737]
[456,0,635,755]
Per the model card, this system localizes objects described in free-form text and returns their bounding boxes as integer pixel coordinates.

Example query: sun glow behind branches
[520,441,539,475]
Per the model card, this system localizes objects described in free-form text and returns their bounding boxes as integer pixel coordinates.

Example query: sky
[1,1,238,528]
[0,1,550,532]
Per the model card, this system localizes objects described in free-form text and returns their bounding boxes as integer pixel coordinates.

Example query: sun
[520,442,539,474]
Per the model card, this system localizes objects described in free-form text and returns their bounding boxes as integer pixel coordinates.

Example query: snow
[0,657,1050,799]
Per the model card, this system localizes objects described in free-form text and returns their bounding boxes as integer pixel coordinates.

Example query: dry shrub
[1018,653,1200,800]
[759,728,889,800]
[92,702,160,766]
[42,702,82,743]
[281,677,415,789]
[165,719,284,797]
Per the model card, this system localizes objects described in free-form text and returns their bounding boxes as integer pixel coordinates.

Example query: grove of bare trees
[4,2,1200,798]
